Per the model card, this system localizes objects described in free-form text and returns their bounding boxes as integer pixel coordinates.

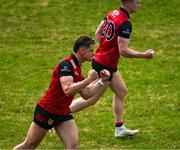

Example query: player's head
[73,35,95,61]
[121,0,141,13]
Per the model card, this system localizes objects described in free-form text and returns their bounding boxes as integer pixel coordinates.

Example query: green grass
[0,0,180,149]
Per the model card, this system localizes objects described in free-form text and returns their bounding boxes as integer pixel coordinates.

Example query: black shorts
[33,104,73,130]
[92,59,117,81]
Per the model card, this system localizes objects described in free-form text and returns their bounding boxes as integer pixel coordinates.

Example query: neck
[73,53,83,64]
[121,5,132,14]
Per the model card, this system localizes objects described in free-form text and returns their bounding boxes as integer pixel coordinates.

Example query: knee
[13,140,38,150]
[72,142,78,149]
[87,99,98,106]
[117,87,128,98]
[122,87,128,97]
[23,140,39,149]
[66,141,78,149]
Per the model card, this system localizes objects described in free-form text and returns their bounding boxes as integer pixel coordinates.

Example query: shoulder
[118,21,132,39]
[58,60,73,77]
[58,60,72,69]
[120,21,132,28]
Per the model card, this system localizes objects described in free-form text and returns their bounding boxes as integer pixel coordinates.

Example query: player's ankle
[115,121,123,127]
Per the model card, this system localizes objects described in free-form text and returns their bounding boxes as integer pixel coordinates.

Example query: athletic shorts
[92,59,117,81]
[33,104,73,129]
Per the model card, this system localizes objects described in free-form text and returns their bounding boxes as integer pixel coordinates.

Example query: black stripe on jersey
[58,60,73,77]
[118,21,132,39]
[120,7,130,19]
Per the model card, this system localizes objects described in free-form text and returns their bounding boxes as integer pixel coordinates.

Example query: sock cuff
[116,121,123,127]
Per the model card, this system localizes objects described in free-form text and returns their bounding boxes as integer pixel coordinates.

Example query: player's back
[94,8,130,68]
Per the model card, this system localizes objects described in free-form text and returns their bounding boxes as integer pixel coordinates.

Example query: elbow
[119,49,128,57]
[95,34,99,40]
[119,49,124,56]
[63,88,73,97]
[95,33,101,41]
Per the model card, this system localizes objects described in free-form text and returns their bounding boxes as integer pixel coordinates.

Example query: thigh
[25,122,48,145]
[110,71,127,96]
[54,119,78,146]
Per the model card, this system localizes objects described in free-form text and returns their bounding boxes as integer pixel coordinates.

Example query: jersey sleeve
[118,21,132,39]
[58,60,73,77]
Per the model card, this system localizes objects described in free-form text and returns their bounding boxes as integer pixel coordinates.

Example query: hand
[88,70,98,82]
[100,69,110,82]
[145,49,155,59]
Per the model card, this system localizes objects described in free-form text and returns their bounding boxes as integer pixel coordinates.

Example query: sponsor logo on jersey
[122,29,130,35]
[60,66,71,72]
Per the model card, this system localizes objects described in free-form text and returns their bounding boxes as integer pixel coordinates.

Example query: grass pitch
[0,0,179,149]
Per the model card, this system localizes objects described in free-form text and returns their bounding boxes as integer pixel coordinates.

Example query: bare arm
[70,81,110,112]
[117,36,154,58]
[95,20,104,41]
[79,70,110,99]
[60,70,98,96]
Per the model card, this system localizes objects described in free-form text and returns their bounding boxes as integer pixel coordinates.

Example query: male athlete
[70,0,154,138]
[13,35,110,149]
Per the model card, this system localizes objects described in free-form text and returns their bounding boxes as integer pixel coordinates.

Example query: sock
[115,121,123,127]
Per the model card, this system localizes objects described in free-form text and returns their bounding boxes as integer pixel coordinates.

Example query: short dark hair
[121,0,133,3]
[73,35,95,53]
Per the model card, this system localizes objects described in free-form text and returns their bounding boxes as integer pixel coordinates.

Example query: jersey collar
[120,7,131,19]
[71,54,81,67]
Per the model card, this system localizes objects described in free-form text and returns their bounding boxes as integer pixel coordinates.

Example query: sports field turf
[0,0,179,149]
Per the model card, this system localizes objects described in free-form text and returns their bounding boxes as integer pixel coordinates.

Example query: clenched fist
[88,70,98,82]
[145,49,155,59]
[100,69,110,82]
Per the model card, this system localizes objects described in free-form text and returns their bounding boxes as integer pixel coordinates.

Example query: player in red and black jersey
[95,0,154,138]
[71,0,154,138]
[14,35,110,149]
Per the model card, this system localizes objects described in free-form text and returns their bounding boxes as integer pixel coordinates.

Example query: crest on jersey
[48,118,54,125]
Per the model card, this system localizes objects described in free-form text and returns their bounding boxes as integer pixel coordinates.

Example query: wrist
[86,77,92,85]
[98,78,104,86]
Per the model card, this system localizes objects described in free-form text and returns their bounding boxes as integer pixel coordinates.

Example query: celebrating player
[71,0,154,138]
[13,35,110,149]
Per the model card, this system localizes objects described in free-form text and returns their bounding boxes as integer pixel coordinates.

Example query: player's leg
[55,119,78,149]
[70,81,109,113]
[110,71,139,137]
[110,71,127,123]
[13,122,48,149]
[70,97,89,112]
[70,79,99,112]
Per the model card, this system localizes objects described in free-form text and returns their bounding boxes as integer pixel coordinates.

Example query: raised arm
[79,69,110,99]
[60,70,98,96]
[70,70,110,113]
